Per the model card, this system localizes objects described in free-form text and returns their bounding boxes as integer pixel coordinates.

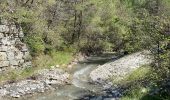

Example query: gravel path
[90,51,152,86]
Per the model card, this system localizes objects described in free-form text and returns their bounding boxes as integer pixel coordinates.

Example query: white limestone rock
[0,22,31,71]
[0,61,9,67]
[0,52,7,61]
[0,33,4,38]
[0,25,9,33]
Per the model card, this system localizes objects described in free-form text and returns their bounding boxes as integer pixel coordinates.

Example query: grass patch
[120,65,167,100]
[119,65,152,100]
[0,67,36,84]
[33,51,74,68]
[120,67,156,100]
[121,86,162,100]
[121,86,149,100]
[112,65,152,85]
[110,65,155,100]
[124,66,151,83]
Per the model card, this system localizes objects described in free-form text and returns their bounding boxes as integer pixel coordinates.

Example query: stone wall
[0,20,31,71]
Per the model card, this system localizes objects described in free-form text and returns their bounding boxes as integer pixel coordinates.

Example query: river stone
[0,46,8,52]
[1,38,8,45]
[0,25,9,33]
[22,61,32,68]
[37,69,70,85]
[7,52,15,60]
[9,25,18,34]
[21,44,28,52]
[18,60,25,64]
[0,19,8,25]
[0,33,4,38]
[0,52,7,61]
[0,89,9,96]
[14,33,19,38]
[15,52,23,60]
[19,29,24,38]
[10,60,18,66]
[0,61,9,67]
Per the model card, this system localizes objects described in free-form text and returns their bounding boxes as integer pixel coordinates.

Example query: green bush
[25,35,45,56]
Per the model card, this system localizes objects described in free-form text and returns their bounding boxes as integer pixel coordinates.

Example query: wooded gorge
[0,0,170,100]
[0,0,169,54]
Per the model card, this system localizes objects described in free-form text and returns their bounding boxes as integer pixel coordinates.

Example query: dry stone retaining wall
[0,20,31,71]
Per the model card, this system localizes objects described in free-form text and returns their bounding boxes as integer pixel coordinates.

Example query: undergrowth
[116,65,169,100]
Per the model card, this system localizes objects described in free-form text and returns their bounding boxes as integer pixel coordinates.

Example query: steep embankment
[90,51,152,85]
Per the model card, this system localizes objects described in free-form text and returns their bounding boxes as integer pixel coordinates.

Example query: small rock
[10,93,21,98]
[55,65,59,68]
[50,66,55,69]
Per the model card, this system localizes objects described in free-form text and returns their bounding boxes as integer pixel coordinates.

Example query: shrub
[25,35,45,56]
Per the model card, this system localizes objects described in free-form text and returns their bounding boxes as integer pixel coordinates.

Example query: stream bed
[11,54,121,100]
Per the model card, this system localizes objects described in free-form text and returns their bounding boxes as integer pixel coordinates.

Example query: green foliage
[122,87,149,100]
[25,35,45,56]
[0,2,169,99]
[121,86,161,100]
[120,65,169,100]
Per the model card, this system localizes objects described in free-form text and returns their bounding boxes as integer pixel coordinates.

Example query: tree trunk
[157,41,161,68]
[72,4,77,44]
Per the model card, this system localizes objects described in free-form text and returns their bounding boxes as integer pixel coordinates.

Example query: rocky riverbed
[0,53,85,99]
[90,51,152,86]
[0,51,153,100]
[0,68,70,98]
